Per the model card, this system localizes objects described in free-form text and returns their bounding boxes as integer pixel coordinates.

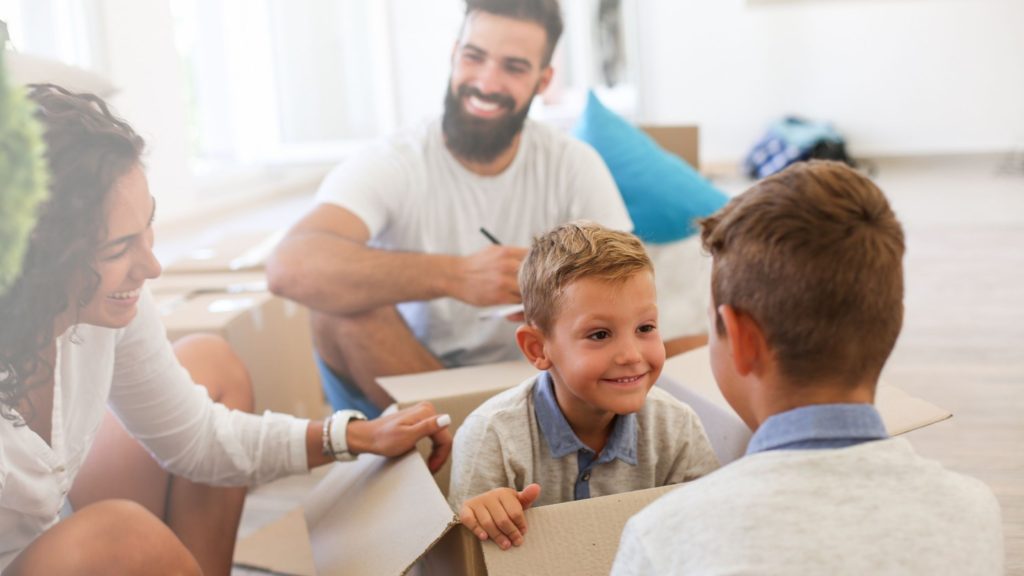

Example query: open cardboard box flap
[242,346,952,575]
[154,279,326,419]
[302,445,458,576]
[379,360,538,498]
[164,229,285,274]
[298,453,675,576]
[658,347,953,463]
[234,507,317,576]
[481,484,675,575]
[149,271,268,297]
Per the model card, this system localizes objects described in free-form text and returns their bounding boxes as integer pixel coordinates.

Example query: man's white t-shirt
[316,118,632,367]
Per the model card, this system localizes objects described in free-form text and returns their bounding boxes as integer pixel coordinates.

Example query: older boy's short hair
[520,221,652,333]
[465,0,564,66]
[700,160,904,387]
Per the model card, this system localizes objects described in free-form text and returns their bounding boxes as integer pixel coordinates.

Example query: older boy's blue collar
[533,372,638,465]
[746,403,888,456]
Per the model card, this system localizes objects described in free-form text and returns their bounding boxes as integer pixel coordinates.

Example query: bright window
[169,0,397,175]
[2,0,643,193]
[536,0,640,126]
[0,0,102,71]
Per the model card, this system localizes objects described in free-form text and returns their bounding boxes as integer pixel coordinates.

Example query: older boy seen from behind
[612,161,1003,575]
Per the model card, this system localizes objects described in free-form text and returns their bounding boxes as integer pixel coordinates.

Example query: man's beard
[442,81,535,164]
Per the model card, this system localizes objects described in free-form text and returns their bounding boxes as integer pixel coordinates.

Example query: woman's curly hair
[0,84,144,421]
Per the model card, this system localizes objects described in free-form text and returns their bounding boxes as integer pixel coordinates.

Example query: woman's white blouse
[0,289,310,567]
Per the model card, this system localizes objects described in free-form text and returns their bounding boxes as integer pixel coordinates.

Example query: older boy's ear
[516,325,552,370]
[719,305,768,377]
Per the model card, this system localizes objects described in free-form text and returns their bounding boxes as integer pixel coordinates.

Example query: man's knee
[8,500,201,576]
[308,311,348,375]
[173,333,254,412]
[311,308,370,344]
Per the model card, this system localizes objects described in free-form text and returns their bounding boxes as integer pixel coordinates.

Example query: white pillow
[647,235,711,340]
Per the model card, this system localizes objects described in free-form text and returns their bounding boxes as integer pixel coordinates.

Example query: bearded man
[268,0,631,416]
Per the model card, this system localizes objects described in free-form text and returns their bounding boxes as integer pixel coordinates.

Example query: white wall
[633,0,1024,163]
[389,0,464,127]
[98,0,196,220]
[84,0,1024,218]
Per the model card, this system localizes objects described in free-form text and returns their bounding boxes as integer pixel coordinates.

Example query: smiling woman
[0,84,144,420]
[75,165,161,329]
[0,84,454,576]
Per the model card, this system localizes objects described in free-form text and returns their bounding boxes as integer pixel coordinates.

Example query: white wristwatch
[327,409,367,461]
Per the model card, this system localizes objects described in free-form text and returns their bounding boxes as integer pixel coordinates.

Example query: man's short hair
[465,0,564,66]
[699,160,905,387]
[520,220,653,333]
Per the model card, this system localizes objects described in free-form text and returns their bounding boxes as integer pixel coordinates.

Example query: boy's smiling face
[535,272,665,431]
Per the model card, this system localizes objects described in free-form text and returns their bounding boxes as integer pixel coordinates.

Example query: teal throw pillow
[573,91,727,243]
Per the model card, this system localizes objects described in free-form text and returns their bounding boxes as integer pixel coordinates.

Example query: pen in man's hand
[479,227,502,246]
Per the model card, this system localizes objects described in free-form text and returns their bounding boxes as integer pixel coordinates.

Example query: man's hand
[460,484,542,550]
[347,402,453,472]
[451,245,528,307]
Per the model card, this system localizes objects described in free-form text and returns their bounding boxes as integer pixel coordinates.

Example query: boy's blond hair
[519,220,653,333]
[699,160,905,387]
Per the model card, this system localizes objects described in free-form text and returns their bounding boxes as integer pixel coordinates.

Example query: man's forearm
[267,232,458,315]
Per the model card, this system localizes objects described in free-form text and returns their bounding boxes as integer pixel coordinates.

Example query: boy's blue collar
[746,403,888,455]
[533,371,638,465]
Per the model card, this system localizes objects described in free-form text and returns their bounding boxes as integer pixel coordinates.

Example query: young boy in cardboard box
[611,161,1004,574]
[448,221,720,551]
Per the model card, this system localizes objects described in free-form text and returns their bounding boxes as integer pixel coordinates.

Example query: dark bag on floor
[745,116,856,178]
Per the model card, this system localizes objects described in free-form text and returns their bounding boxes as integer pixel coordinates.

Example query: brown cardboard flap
[660,346,953,464]
[158,288,325,418]
[305,451,458,576]
[165,229,284,273]
[159,291,274,332]
[482,485,676,576]
[420,524,488,576]
[640,125,700,169]
[234,507,316,576]
[379,361,539,497]
[380,360,537,413]
[149,271,268,295]
[876,385,952,435]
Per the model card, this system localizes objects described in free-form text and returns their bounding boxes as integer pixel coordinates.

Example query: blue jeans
[314,352,382,418]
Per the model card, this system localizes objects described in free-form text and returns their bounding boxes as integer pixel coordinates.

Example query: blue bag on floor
[745,117,852,179]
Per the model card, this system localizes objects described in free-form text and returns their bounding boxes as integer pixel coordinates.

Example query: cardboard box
[377,360,539,497]
[164,229,285,274]
[283,346,951,576]
[150,271,268,299]
[235,508,317,576]
[657,348,953,465]
[640,125,700,169]
[153,274,326,419]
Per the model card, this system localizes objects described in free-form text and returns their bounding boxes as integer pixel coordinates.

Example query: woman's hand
[347,401,453,472]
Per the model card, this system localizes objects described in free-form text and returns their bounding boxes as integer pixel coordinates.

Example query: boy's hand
[460,484,542,550]
[347,402,453,472]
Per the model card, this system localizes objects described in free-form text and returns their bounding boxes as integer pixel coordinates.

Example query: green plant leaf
[0,52,50,295]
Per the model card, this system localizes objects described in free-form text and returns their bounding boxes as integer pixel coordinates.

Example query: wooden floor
[871,155,1024,574]
[713,155,1024,574]
[227,154,1024,574]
